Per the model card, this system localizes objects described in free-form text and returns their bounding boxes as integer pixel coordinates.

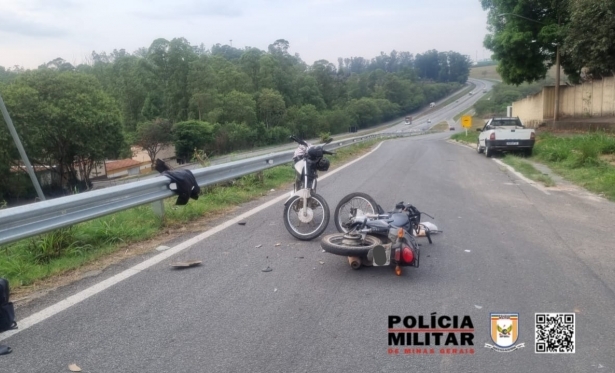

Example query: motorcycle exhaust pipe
[347,256,362,269]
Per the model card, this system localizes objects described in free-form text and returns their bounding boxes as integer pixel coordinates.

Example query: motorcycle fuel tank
[389,213,409,228]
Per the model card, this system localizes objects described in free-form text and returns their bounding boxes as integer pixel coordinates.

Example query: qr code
[535,313,575,353]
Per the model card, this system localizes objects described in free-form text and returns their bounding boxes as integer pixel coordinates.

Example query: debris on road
[319,261,325,265]
[255,244,262,248]
[474,305,483,309]
[464,250,471,253]
[262,266,273,272]
[68,364,82,372]
[170,260,202,268]
[274,288,278,292]
[295,256,304,259]
[238,222,247,226]
[275,243,281,247]
[155,245,171,252]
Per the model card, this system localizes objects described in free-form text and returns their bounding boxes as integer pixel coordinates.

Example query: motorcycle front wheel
[334,192,379,233]
[283,193,330,241]
[320,233,382,256]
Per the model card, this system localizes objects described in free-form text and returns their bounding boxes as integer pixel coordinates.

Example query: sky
[0,0,491,69]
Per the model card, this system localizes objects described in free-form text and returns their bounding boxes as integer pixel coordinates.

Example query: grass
[532,132,615,199]
[450,115,484,144]
[431,121,450,132]
[501,155,555,187]
[0,140,381,289]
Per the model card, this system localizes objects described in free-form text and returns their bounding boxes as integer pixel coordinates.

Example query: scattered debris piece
[68,364,82,372]
[270,189,275,192]
[238,222,247,226]
[319,261,325,265]
[321,249,325,253]
[274,288,278,292]
[475,305,483,309]
[295,256,304,259]
[262,266,273,273]
[255,244,262,248]
[170,260,202,268]
[156,245,171,252]
[464,250,471,253]
[275,243,281,247]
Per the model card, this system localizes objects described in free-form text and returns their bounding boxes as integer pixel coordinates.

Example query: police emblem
[485,313,525,352]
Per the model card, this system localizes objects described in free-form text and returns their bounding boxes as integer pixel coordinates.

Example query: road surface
[2,124,614,372]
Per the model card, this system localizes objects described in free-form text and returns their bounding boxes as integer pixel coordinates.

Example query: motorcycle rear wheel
[334,192,379,233]
[320,233,382,256]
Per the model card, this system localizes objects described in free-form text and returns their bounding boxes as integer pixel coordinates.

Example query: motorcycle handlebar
[289,135,308,147]
[323,149,335,155]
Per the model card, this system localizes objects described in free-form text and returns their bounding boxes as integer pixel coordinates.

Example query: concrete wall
[511,77,615,127]
[512,91,545,128]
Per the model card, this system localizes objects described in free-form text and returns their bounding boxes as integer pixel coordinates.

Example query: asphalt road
[3,125,615,372]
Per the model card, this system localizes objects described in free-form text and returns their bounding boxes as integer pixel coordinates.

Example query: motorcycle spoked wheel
[283,193,330,241]
[320,233,382,256]
[334,192,380,233]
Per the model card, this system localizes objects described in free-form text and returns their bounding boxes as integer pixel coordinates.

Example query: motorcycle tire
[334,192,380,233]
[320,234,382,256]
[283,193,330,241]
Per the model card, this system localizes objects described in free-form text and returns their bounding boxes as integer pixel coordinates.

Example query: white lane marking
[0,140,386,342]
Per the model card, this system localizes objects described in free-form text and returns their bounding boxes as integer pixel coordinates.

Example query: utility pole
[0,92,46,201]
[554,16,561,121]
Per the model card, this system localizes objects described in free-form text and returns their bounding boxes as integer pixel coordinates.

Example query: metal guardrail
[0,131,429,246]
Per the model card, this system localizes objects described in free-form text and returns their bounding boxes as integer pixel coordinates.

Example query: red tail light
[530,132,535,140]
[489,132,496,141]
[402,246,414,263]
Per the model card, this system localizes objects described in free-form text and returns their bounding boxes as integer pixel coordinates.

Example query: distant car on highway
[449,124,455,131]
[427,119,432,123]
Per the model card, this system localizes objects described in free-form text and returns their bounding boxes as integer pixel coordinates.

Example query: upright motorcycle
[283,136,334,240]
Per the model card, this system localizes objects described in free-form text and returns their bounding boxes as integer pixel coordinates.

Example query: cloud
[0,14,69,37]
[134,0,242,19]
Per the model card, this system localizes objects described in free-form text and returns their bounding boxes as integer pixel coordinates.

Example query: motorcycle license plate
[371,246,391,266]
[506,142,519,145]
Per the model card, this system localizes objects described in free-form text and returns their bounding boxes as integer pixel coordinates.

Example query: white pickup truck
[476,117,535,157]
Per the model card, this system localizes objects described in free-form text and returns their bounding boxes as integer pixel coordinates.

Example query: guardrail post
[151,200,165,218]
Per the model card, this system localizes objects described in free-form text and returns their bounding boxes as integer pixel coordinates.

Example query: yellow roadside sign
[461,115,472,128]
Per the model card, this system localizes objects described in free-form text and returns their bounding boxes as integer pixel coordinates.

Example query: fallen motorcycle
[321,198,440,275]
[334,193,440,243]
[283,135,334,241]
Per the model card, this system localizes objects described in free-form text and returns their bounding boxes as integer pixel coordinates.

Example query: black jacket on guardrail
[162,169,201,205]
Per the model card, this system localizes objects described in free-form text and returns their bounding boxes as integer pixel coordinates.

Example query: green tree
[173,120,213,162]
[565,0,615,78]
[1,70,125,189]
[286,105,322,138]
[135,118,174,166]
[256,88,286,128]
[221,90,257,125]
[346,98,381,128]
[481,0,573,85]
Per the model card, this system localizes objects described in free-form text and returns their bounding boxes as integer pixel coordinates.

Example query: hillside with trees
[0,38,471,200]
